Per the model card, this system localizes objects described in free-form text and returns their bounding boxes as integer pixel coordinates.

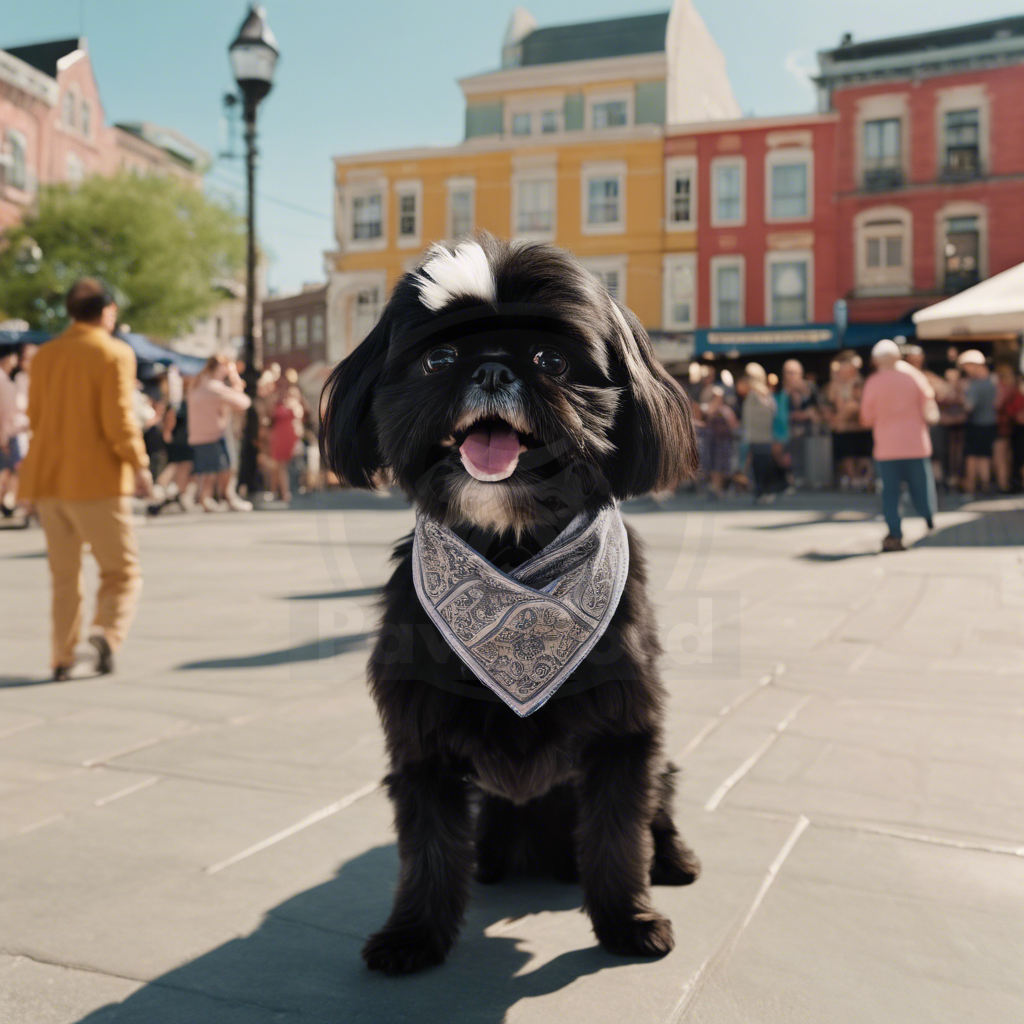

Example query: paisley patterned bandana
[412,505,629,717]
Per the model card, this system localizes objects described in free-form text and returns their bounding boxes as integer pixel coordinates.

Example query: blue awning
[0,328,207,376]
[696,324,838,357]
[840,320,918,350]
[695,320,919,357]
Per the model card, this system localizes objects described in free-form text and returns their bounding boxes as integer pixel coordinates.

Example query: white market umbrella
[913,261,1024,339]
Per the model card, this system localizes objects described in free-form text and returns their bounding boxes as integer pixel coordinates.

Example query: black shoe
[881,535,905,552]
[53,665,72,682]
[925,518,934,532]
[89,634,115,675]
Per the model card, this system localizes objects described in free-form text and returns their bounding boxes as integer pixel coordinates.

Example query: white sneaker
[226,493,253,512]
[201,496,225,513]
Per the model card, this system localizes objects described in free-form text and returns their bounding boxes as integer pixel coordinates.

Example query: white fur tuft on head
[415,240,496,312]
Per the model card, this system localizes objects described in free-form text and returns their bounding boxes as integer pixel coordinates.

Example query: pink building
[0,37,206,233]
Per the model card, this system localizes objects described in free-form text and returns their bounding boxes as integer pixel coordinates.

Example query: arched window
[854,206,912,295]
[63,90,77,128]
[5,131,27,191]
[81,101,92,139]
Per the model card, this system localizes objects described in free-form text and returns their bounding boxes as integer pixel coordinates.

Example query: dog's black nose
[471,362,515,392]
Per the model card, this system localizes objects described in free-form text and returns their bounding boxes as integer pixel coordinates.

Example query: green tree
[0,173,246,337]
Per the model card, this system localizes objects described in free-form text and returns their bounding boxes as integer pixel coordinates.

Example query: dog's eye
[533,349,567,376]
[423,346,457,373]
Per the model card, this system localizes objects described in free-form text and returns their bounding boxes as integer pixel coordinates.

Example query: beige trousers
[36,497,142,669]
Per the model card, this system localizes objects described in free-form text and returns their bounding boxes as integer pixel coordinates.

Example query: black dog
[320,232,701,975]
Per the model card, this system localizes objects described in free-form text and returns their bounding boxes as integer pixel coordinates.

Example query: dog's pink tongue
[459,427,521,481]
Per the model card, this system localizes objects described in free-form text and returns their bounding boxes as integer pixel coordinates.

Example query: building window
[581,257,627,303]
[768,257,810,325]
[65,152,84,185]
[448,181,475,239]
[280,320,292,352]
[943,109,980,177]
[398,192,416,236]
[663,255,696,329]
[943,215,980,293]
[863,118,902,188]
[354,286,382,342]
[264,320,276,349]
[511,113,531,135]
[295,315,308,348]
[592,100,628,129]
[665,157,695,230]
[311,313,325,344]
[712,258,744,327]
[588,178,620,224]
[582,164,625,234]
[5,131,27,191]
[768,154,810,220]
[63,91,76,128]
[515,177,555,236]
[712,158,744,225]
[541,110,559,133]
[352,193,383,240]
[81,101,91,139]
[395,181,421,248]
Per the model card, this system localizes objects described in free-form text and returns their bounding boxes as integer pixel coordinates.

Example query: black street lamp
[228,4,278,494]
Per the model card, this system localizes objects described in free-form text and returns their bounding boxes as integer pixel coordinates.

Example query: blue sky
[2,0,1022,293]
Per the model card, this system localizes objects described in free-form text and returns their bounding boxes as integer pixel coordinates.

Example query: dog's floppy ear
[605,300,698,498]
[319,307,391,488]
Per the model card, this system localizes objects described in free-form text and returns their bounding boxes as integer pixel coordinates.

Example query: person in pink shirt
[186,355,253,512]
[860,339,939,551]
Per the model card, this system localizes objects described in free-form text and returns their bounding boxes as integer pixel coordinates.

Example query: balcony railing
[939,153,983,181]
[863,166,903,190]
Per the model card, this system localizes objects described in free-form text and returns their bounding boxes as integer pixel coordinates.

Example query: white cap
[957,349,986,366]
[871,339,901,361]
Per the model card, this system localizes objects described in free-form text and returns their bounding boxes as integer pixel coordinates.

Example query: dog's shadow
[74,844,642,1022]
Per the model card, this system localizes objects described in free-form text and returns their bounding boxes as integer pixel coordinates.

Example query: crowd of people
[0,337,319,524]
[686,344,1024,504]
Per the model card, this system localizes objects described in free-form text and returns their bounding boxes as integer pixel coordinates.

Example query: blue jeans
[876,458,936,539]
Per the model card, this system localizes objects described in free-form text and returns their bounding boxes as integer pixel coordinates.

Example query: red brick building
[665,113,839,358]
[663,15,1024,366]
[818,16,1024,351]
[262,284,329,373]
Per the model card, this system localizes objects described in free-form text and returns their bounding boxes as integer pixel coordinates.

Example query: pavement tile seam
[704,695,814,812]
[777,728,1024,776]
[727,800,1024,849]
[674,667,786,762]
[205,780,382,875]
[94,760,366,798]
[666,815,811,1024]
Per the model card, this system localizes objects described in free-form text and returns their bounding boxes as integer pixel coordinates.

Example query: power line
[207,172,331,221]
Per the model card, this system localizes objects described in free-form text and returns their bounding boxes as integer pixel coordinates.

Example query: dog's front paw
[651,844,701,886]
[362,925,448,975]
[594,912,674,958]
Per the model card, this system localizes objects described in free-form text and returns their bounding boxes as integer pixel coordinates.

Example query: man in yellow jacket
[19,279,153,680]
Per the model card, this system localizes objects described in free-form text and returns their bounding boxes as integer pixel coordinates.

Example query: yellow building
[325,2,739,363]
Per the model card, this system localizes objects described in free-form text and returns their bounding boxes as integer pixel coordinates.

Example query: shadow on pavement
[285,586,383,602]
[914,509,1024,547]
[178,632,372,670]
[0,674,53,688]
[73,844,637,1023]
[796,549,880,562]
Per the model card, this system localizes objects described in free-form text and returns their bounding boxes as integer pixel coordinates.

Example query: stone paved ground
[1,491,1023,1024]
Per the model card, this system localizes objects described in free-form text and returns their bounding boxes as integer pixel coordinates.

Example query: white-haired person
[957,349,997,499]
[860,339,939,552]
